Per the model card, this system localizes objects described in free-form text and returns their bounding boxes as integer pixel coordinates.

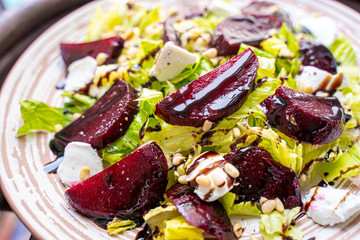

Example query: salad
[17,0,360,239]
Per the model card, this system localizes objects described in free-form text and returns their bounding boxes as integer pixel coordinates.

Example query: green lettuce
[329,36,358,67]
[163,216,204,240]
[278,24,300,56]
[239,44,274,58]
[107,218,136,235]
[138,6,162,35]
[62,92,96,114]
[17,100,72,136]
[259,207,303,240]
[218,192,261,216]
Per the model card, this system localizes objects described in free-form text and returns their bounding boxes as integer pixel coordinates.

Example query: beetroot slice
[65,141,168,219]
[155,48,258,127]
[50,79,138,156]
[60,36,124,67]
[224,146,301,209]
[209,15,283,56]
[242,1,292,28]
[166,185,237,240]
[299,39,337,74]
[260,86,344,145]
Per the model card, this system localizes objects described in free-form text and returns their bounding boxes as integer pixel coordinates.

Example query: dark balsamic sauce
[135,224,152,240]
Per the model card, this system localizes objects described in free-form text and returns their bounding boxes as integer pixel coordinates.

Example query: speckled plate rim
[0,0,359,239]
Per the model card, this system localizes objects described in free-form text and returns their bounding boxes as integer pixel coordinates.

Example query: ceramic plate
[1,0,360,239]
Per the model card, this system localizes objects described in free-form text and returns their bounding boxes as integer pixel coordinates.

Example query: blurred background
[0,0,359,239]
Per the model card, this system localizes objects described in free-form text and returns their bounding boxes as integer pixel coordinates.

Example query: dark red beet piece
[260,85,344,145]
[242,1,292,28]
[300,39,337,74]
[209,15,283,56]
[166,185,237,240]
[155,48,258,127]
[224,146,301,209]
[50,79,138,156]
[60,36,124,67]
[65,141,168,219]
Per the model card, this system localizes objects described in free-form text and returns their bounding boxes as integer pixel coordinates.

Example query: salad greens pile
[17,1,360,239]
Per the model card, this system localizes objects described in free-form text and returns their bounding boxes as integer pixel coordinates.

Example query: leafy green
[62,92,96,114]
[260,37,295,58]
[257,57,276,79]
[239,44,274,58]
[107,218,136,235]
[128,40,163,87]
[138,6,162,34]
[259,207,303,240]
[329,36,358,67]
[278,24,300,56]
[17,100,72,136]
[163,216,204,240]
[218,192,261,216]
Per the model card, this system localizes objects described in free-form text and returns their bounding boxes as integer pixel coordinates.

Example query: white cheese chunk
[186,152,235,202]
[208,0,239,17]
[304,186,360,226]
[64,56,97,92]
[296,66,348,94]
[300,16,338,46]
[57,142,103,187]
[149,42,197,82]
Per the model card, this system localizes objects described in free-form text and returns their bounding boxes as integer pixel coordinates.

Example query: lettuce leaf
[163,216,204,240]
[17,100,72,136]
[278,24,300,56]
[107,218,136,235]
[329,36,358,67]
[62,92,96,114]
[259,207,303,240]
[218,192,261,216]
[138,6,162,35]
[239,44,274,58]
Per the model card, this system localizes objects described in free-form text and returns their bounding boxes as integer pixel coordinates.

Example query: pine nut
[79,166,90,181]
[72,113,81,121]
[173,153,186,166]
[127,47,138,59]
[233,222,243,238]
[96,52,108,65]
[232,127,241,138]
[196,175,211,187]
[275,198,284,213]
[178,175,187,184]
[224,163,240,178]
[202,120,213,132]
[300,173,307,183]
[259,197,268,206]
[204,48,218,58]
[261,199,276,214]
[54,124,63,133]
[212,174,225,187]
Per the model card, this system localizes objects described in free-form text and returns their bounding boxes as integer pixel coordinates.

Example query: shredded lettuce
[239,43,274,59]
[17,100,72,136]
[107,218,136,235]
[278,24,300,56]
[138,6,162,35]
[163,216,204,240]
[259,207,303,240]
[62,92,96,114]
[329,36,358,67]
[218,192,261,216]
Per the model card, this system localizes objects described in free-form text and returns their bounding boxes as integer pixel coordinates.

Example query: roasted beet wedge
[60,36,124,67]
[300,39,337,74]
[261,86,344,145]
[166,185,237,240]
[242,1,292,28]
[209,15,283,56]
[65,141,168,219]
[224,146,301,209]
[50,79,138,156]
[155,49,258,127]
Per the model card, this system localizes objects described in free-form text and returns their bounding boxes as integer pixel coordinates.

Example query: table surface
[0,0,359,239]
